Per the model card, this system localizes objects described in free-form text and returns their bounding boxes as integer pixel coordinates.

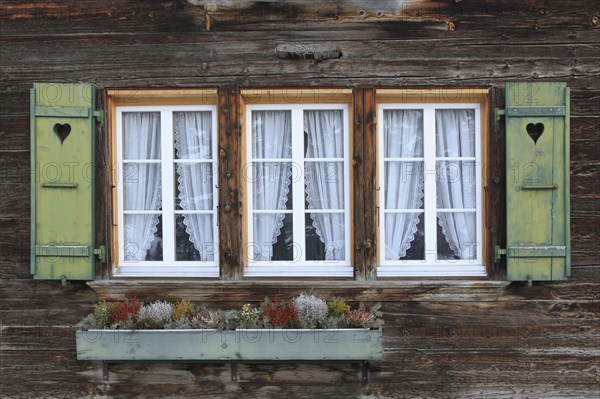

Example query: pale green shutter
[500,82,570,281]
[31,83,103,281]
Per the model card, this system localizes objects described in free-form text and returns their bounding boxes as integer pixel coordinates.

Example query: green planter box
[76,329,383,361]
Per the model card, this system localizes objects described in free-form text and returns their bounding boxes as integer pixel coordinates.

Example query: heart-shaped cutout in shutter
[526,122,544,145]
[53,123,71,143]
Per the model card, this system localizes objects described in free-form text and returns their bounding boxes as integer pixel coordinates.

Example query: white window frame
[115,105,219,277]
[244,103,352,277]
[377,103,486,277]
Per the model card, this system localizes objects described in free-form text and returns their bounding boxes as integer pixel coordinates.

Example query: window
[377,102,485,277]
[115,105,219,276]
[244,103,352,276]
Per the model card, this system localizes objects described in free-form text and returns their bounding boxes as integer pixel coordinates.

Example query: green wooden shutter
[502,82,570,281]
[31,83,102,282]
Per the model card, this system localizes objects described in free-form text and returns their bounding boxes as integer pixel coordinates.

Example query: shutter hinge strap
[494,245,506,262]
[93,110,104,125]
[93,245,106,263]
[494,108,505,128]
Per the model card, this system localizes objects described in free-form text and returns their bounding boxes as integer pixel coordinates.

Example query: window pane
[435,109,475,157]
[305,161,344,209]
[384,161,424,210]
[437,212,477,260]
[174,111,213,160]
[124,163,162,211]
[305,213,345,261]
[383,109,423,158]
[252,213,293,261]
[252,111,292,159]
[174,164,215,210]
[176,214,216,261]
[124,214,162,261]
[385,212,424,260]
[123,112,161,159]
[436,161,476,209]
[251,162,292,210]
[304,110,344,158]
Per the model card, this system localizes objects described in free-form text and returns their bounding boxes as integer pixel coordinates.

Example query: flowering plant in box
[77,294,383,330]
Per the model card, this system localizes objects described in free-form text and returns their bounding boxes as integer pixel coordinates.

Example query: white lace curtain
[384,109,476,260]
[383,110,424,260]
[174,111,215,261]
[251,111,292,261]
[123,112,162,261]
[304,110,345,260]
[436,109,476,260]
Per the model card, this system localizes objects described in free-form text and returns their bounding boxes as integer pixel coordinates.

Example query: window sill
[88,279,509,302]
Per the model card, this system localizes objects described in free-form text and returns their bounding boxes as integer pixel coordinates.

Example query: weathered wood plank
[217,86,243,279]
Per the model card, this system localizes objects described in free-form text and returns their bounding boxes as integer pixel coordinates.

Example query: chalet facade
[1,1,599,398]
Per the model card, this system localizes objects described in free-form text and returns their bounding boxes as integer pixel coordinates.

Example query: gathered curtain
[436,109,476,260]
[304,110,346,260]
[383,110,424,260]
[174,111,215,261]
[123,112,162,261]
[251,111,292,261]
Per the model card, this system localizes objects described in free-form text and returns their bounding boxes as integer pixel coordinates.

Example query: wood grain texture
[1,0,599,397]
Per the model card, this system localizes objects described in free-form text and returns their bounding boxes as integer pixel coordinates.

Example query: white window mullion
[292,108,306,262]
[161,110,175,263]
[423,107,437,263]
[246,109,255,262]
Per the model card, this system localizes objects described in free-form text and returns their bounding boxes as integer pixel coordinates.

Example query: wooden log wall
[1,1,599,398]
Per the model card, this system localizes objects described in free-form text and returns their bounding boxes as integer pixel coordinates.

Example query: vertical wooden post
[218,86,243,280]
[488,86,506,279]
[353,88,377,280]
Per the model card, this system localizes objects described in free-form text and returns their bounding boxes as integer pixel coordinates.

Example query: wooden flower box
[76,328,382,381]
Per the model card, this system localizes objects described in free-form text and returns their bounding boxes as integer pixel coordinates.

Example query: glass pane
[435,109,475,157]
[251,162,292,210]
[436,161,476,209]
[437,212,477,260]
[385,212,424,261]
[124,163,162,211]
[252,213,293,261]
[124,214,162,261]
[383,109,423,158]
[384,161,424,210]
[252,111,292,159]
[305,161,344,209]
[174,164,215,210]
[174,111,213,160]
[123,112,161,159]
[305,213,345,261]
[304,110,344,158]
[176,214,216,261]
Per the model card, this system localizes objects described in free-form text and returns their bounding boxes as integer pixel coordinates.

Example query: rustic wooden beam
[217,86,243,280]
[87,280,509,303]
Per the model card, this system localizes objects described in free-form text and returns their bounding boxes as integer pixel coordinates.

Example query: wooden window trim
[101,87,493,282]
[375,88,491,277]
[241,89,354,277]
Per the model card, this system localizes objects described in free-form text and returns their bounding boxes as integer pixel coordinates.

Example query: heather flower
[327,297,350,318]
[172,299,193,321]
[137,300,173,329]
[93,301,113,327]
[238,304,262,328]
[260,297,299,328]
[341,309,376,329]
[292,294,329,328]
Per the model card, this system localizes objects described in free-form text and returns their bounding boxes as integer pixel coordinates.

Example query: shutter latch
[494,108,505,128]
[93,246,106,263]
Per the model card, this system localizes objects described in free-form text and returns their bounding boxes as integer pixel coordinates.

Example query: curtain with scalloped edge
[174,111,215,261]
[251,111,292,261]
[383,110,425,260]
[304,110,346,260]
[436,109,477,260]
[123,112,162,261]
